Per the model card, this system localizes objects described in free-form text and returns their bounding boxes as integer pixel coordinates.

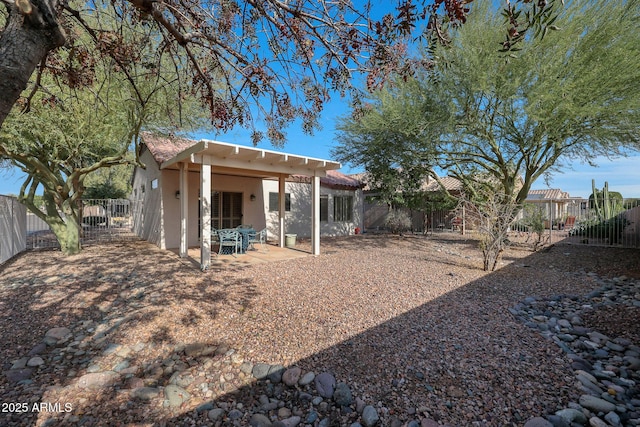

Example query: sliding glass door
[211,191,243,229]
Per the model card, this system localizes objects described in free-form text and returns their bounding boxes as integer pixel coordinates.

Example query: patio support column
[278,174,286,248]
[179,162,189,257]
[311,174,320,255]
[200,157,212,270]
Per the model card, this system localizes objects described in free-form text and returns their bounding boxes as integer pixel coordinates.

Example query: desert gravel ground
[0,233,638,426]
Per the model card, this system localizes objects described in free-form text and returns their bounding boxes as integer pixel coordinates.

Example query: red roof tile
[141,132,198,164]
[289,170,364,189]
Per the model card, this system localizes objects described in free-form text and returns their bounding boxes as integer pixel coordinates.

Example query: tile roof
[350,172,463,193]
[141,132,197,164]
[527,189,571,200]
[289,170,364,190]
[422,176,463,192]
[321,170,365,190]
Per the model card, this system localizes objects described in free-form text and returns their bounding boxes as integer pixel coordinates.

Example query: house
[130,133,363,269]
[352,172,464,232]
[524,189,585,227]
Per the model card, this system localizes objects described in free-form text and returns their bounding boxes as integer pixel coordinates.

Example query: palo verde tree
[335,0,640,270]
[0,0,565,140]
[0,21,207,254]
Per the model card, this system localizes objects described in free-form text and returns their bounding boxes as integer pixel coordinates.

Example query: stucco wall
[133,156,363,249]
[262,180,363,239]
[131,149,164,247]
[160,170,264,249]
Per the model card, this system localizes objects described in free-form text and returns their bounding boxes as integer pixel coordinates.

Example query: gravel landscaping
[0,234,639,427]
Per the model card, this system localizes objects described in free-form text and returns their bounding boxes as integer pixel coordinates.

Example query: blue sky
[1,95,639,200]
[1,1,638,200]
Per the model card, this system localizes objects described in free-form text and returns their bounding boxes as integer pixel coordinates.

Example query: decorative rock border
[511,275,640,427]
[4,272,637,426]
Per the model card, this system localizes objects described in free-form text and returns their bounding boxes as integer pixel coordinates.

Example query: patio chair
[247,228,268,251]
[217,229,242,257]
[563,216,576,232]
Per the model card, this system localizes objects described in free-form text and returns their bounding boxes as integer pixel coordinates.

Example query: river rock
[361,405,379,427]
[334,382,353,407]
[77,371,119,389]
[282,367,302,386]
[555,408,587,425]
[315,372,336,398]
[250,413,273,426]
[164,384,191,407]
[579,395,616,413]
[523,417,553,427]
[131,387,160,401]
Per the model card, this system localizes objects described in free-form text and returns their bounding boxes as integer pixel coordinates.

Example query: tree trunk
[48,216,81,255]
[0,1,66,127]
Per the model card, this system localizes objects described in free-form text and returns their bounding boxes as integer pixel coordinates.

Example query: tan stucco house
[131,133,363,269]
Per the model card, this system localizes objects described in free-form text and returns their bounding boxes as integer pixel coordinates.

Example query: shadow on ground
[0,235,638,426]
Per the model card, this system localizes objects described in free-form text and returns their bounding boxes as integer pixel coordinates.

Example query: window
[334,195,353,222]
[151,179,158,189]
[320,195,328,222]
[212,191,243,229]
[269,192,291,212]
[200,191,242,236]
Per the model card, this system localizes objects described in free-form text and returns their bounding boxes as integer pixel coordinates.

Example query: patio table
[236,228,254,253]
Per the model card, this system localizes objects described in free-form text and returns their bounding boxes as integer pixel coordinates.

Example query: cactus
[591,179,621,221]
[584,180,628,244]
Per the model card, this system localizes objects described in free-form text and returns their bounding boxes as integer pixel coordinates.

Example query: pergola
[158,138,341,270]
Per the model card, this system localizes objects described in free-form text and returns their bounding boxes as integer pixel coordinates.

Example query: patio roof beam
[160,140,208,170]
[188,153,332,177]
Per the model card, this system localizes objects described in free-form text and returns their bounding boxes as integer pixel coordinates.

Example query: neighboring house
[130,133,362,269]
[352,172,464,232]
[524,189,585,226]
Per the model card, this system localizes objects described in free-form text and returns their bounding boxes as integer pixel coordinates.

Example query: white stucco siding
[131,149,164,247]
[160,171,265,249]
[263,180,363,238]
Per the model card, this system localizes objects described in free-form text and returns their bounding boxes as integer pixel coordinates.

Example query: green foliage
[384,209,412,235]
[335,0,640,266]
[0,17,206,254]
[337,0,640,205]
[571,180,630,244]
[571,216,629,245]
[589,180,624,220]
[83,163,134,200]
[517,204,547,235]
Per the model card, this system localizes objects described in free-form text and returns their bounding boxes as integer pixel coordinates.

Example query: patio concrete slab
[170,243,311,270]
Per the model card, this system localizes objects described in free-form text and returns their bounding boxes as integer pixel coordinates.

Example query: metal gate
[27,199,143,250]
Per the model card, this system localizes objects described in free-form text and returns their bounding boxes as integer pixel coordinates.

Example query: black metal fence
[512,198,640,248]
[363,197,640,249]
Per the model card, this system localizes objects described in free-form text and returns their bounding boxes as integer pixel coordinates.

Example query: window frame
[333,195,353,222]
[269,192,291,212]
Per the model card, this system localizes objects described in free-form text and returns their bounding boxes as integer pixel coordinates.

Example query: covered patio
[152,136,341,270]
[172,242,311,270]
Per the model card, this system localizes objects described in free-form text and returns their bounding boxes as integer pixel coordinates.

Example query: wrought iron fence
[511,198,640,248]
[26,199,142,250]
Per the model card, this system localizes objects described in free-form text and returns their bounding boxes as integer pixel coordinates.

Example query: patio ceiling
[160,138,341,178]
